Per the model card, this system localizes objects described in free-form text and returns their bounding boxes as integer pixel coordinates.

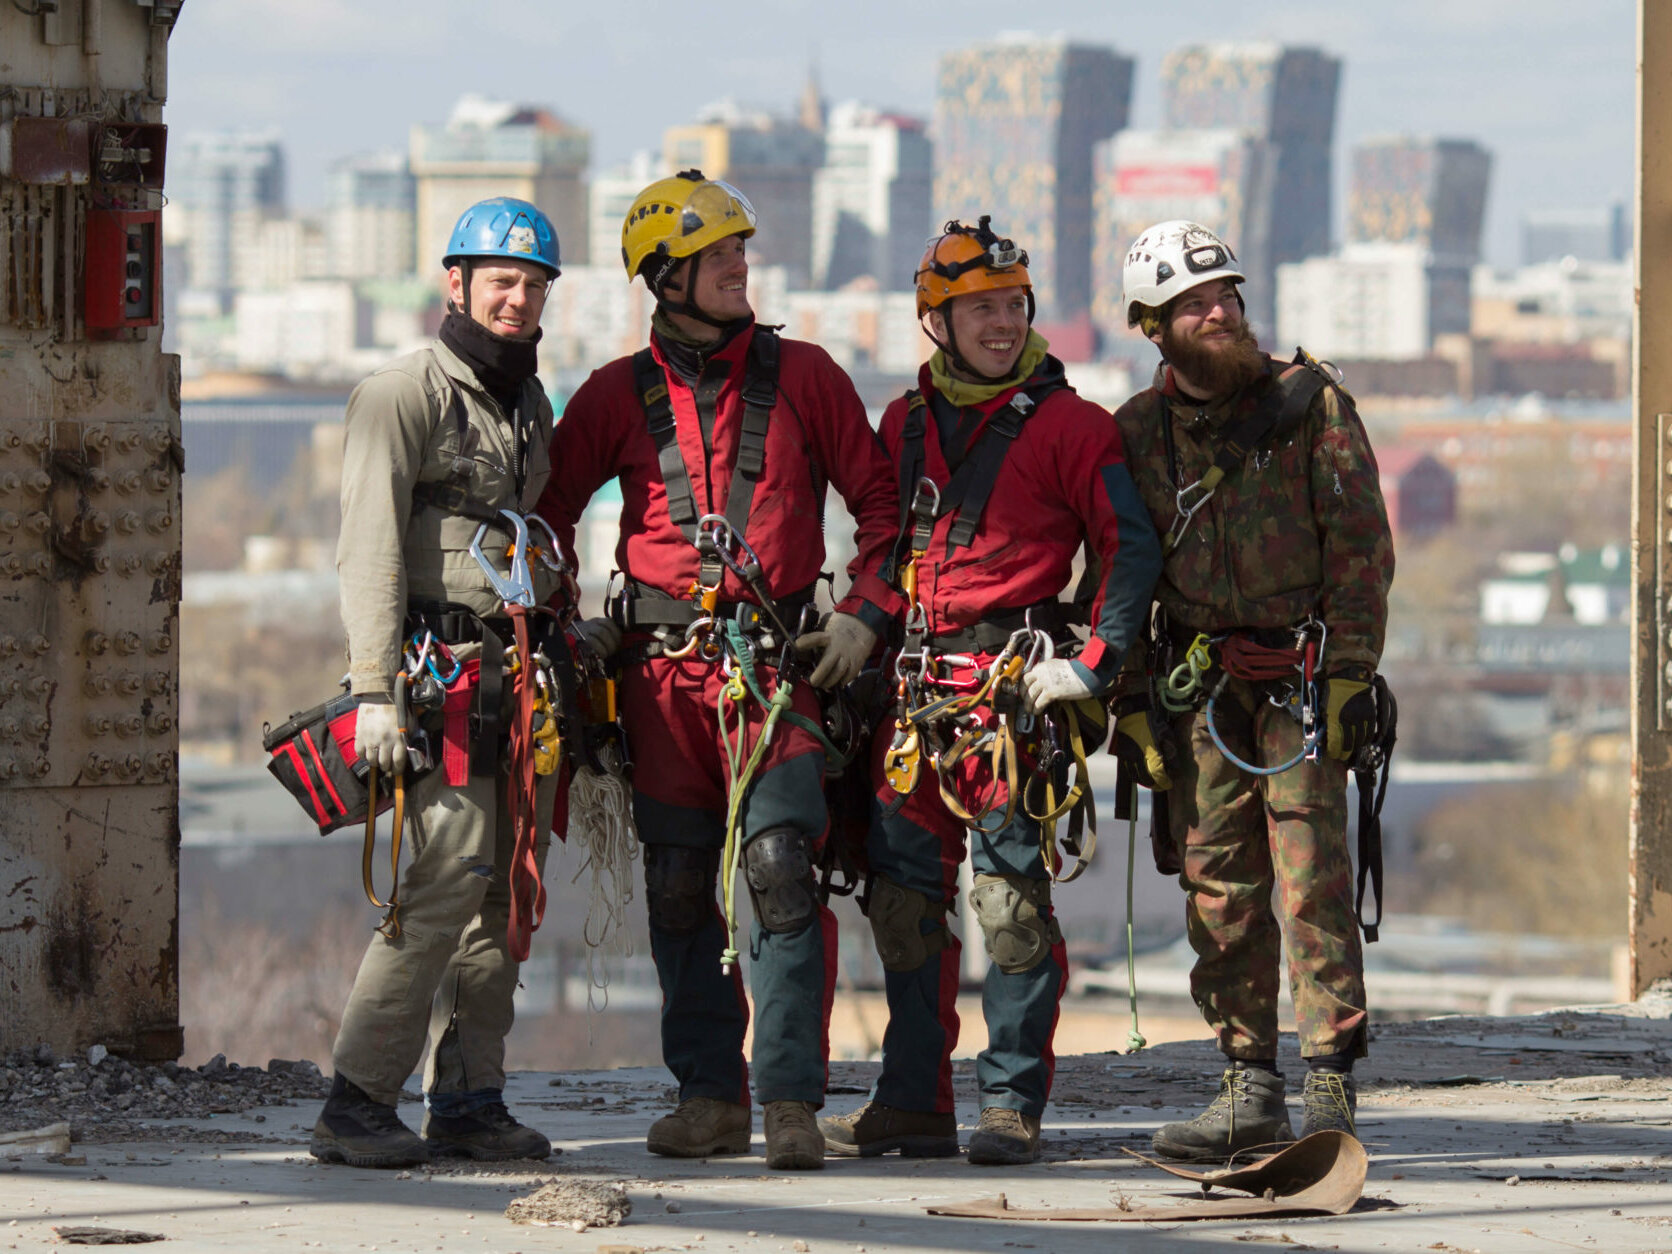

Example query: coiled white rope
[566,766,639,1018]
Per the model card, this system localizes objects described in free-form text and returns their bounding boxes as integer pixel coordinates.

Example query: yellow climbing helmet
[621,169,757,286]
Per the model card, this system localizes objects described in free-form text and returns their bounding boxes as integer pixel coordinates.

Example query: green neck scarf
[929,329,1051,407]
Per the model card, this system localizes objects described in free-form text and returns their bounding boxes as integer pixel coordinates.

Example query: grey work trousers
[330,752,557,1106]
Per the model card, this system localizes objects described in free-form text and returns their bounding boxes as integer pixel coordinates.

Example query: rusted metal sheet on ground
[1633,1,1672,994]
[0,3,182,1061]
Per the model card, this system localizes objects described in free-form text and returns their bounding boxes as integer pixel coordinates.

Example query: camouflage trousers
[1163,674,1367,1061]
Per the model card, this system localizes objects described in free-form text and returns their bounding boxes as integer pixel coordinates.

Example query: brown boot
[763,1100,825,1170]
[966,1107,1042,1165]
[820,1101,958,1158]
[645,1097,751,1158]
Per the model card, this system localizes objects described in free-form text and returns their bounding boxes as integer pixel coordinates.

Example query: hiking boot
[309,1075,429,1169]
[763,1100,825,1170]
[967,1107,1042,1166]
[1300,1070,1358,1138]
[819,1101,959,1158]
[422,1102,552,1161]
[646,1097,752,1158]
[1152,1063,1294,1162]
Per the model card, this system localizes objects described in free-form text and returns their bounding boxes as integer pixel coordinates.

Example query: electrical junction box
[84,208,160,330]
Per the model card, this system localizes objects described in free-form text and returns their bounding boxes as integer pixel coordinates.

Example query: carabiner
[523,513,571,575]
[1169,478,1215,548]
[406,631,434,677]
[468,510,536,607]
[697,511,766,583]
[910,476,941,524]
[662,616,711,661]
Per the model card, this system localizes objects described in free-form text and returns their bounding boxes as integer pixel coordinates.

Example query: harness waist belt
[926,600,1074,655]
[610,581,816,633]
[407,600,513,646]
[1162,618,1318,655]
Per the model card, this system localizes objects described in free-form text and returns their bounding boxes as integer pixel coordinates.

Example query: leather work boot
[422,1102,553,1160]
[819,1101,959,1158]
[1152,1063,1295,1162]
[763,1100,825,1170]
[309,1075,429,1168]
[645,1097,752,1158]
[1300,1070,1358,1138]
[967,1107,1043,1165]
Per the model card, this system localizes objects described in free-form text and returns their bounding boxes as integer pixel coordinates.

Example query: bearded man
[1109,220,1394,1161]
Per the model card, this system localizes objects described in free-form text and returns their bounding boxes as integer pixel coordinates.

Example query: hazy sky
[163,0,1636,268]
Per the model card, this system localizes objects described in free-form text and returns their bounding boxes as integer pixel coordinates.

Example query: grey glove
[354,696,406,777]
[1021,658,1097,714]
[794,611,877,689]
[574,615,623,661]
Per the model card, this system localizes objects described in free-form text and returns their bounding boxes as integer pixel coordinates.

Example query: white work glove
[354,696,406,777]
[794,611,877,690]
[573,615,622,661]
[1021,658,1097,714]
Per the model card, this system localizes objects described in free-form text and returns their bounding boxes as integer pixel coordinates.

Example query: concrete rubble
[1,991,1668,1253]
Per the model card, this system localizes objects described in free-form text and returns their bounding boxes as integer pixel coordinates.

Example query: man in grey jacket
[310,197,576,1168]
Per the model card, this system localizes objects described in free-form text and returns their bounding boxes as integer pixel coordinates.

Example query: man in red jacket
[818,217,1161,1165]
[537,171,901,1171]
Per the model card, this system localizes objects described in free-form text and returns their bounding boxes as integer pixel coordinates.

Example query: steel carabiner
[468,509,537,607]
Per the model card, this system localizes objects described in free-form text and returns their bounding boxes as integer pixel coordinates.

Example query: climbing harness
[627,326,863,970]
[879,348,1100,886]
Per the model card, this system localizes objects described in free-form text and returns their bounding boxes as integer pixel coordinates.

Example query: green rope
[1123,779,1147,1054]
[716,620,796,972]
[1161,633,1214,714]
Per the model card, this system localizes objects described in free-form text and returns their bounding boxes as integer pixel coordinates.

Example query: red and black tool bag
[262,691,387,835]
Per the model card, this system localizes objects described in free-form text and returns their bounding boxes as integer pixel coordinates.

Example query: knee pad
[866,875,951,973]
[742,826,818,934]
[644,845,718,937]
[969,873,1061,974]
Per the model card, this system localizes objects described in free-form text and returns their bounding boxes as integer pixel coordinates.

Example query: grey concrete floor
[2,993,1669,1254]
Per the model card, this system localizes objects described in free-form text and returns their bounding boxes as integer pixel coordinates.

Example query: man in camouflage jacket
[1111,220,1394,1160]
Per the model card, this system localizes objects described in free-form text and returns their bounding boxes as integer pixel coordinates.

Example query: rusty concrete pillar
[1632,1,1672,994]
[0,1,184,1061]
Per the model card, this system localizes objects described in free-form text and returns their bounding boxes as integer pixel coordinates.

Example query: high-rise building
[935,36,1133,320]
[811,102,933,291]
[1521,204,1629,265]
[1276,243,1434,360]
[663,100,825,288]
[167,131,286,311]
[325,151,416,280]
[1093,128,1275,340]
[1161,44,1339,269]
[409,95,590,277]
[1349,136,1492,339]
[589,151,670,277]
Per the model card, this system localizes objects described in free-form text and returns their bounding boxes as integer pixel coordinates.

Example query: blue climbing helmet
[442,197,561,278]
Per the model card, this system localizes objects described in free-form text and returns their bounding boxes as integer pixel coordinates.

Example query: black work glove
[1322,665,1378,762]
[1111,695,1172,791]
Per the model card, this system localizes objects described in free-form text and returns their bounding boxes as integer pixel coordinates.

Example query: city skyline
[163,1,1634,269]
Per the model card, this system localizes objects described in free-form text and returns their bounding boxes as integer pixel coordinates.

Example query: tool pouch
[263,689,442,834]
[263,691,385,835]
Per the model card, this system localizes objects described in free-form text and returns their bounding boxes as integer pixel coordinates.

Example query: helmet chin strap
[654,255,738,331]
[456,261,473,320]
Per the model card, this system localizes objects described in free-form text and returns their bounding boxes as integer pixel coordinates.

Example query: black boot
[1300,1070,1358,1138]
[1151,1062,1294,1162]
[422,1101,552,1161]
[310,1074,429,1168]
